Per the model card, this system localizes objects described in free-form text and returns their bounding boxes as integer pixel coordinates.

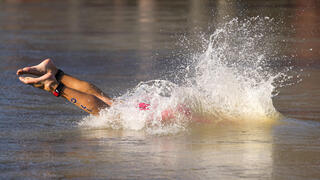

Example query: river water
[1,0,320,179]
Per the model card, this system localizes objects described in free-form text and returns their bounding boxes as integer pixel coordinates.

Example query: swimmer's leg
[18,75,107,115]
[59,84,108,115]
[17,58,113,106]
[59,73,113,106]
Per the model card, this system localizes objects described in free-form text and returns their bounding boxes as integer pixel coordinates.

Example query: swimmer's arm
[52,84,108,115]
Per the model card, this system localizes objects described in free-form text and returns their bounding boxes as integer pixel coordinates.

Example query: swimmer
[16,59,193,123]
[16,58,113,115]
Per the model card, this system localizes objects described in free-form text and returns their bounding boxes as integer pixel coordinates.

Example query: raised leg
[59,74,113,106]
[17,59,112,106]
[17,59,111,115]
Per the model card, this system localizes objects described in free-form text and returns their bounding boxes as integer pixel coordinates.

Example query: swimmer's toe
[17,67,42,76]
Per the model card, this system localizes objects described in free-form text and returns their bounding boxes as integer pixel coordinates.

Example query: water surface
[1,0,320,179]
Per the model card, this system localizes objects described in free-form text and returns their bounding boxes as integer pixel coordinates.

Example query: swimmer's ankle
[49,81,59,93]
[39,79,59,93]
[41,58,59,76]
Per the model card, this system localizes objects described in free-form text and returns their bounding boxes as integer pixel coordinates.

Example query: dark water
[1,0,320,179]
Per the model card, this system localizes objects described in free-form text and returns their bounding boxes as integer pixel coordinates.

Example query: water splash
[79,17,288,134]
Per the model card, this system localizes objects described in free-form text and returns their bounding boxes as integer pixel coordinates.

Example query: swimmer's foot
[18,72,58,93]
[16,58,58,77]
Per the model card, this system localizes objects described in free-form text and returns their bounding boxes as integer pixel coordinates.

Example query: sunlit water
[80,17,283,134]
[1,0,320,179]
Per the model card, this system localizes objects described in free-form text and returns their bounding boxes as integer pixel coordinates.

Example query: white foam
[79,17,289,134]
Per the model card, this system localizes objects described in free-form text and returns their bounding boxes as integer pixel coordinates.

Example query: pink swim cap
[139,102,150,110]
